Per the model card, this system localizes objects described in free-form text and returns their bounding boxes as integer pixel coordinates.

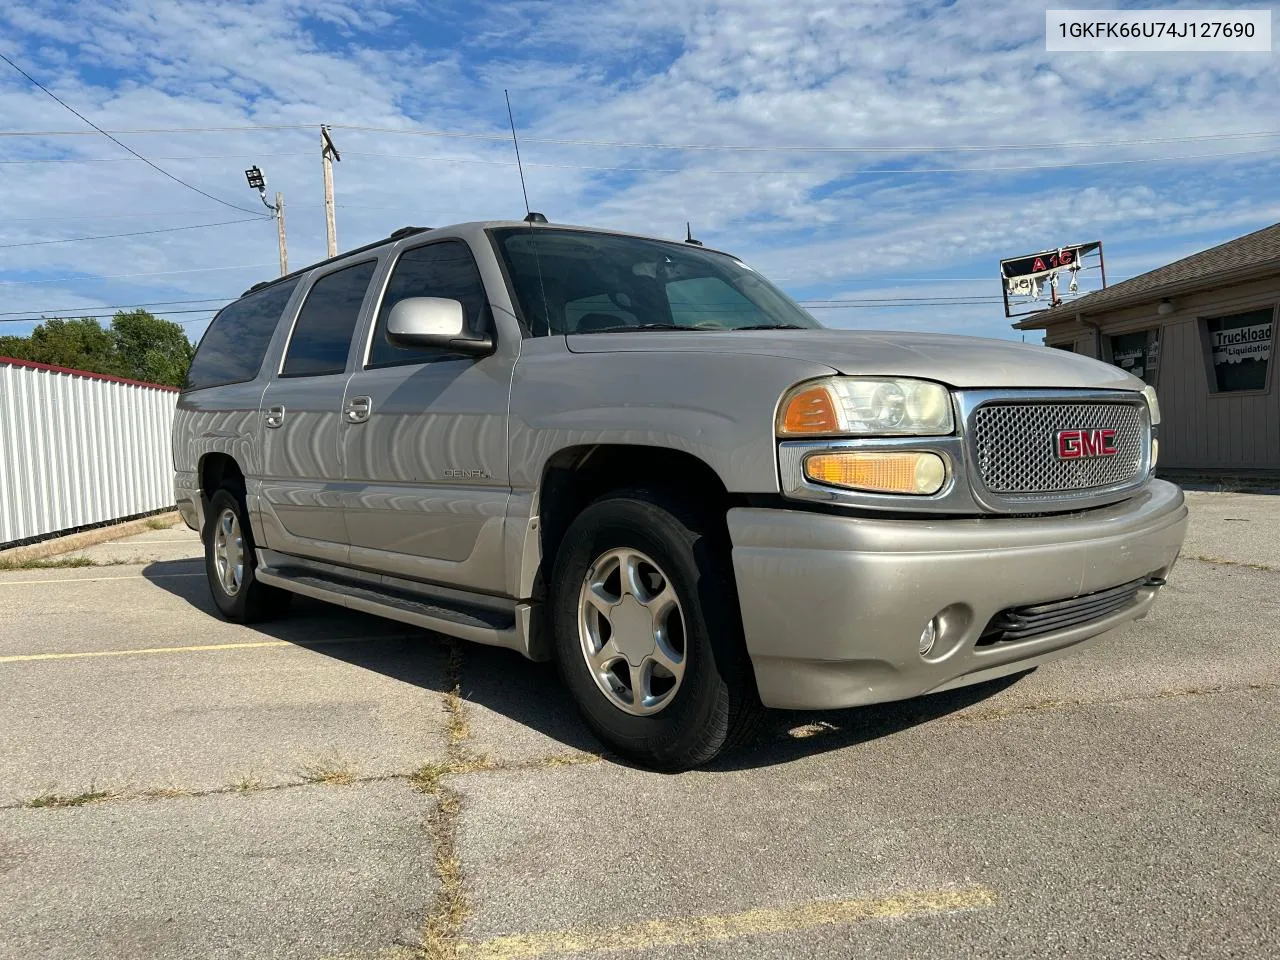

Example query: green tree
[110,309,195,387]
[0,310,194,387]
[0,317,125,376]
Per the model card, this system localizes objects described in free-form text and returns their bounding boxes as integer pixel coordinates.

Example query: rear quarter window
[184,278,300,391]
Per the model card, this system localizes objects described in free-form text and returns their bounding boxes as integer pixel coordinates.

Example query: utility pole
[321,125,341,258]
[275,191,288,275]
[245,165,288,276]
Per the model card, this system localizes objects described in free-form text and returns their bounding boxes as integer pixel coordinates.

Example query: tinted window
[563,294,635,332]
[282,260,377,377]
[667,277,767,327]
[184,278,300,391]
[1206,308,1273,393]
[492,227,822,336]
[368,241,491,367]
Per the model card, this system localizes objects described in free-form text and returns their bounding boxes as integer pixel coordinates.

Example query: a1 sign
[1055,428,1118,460]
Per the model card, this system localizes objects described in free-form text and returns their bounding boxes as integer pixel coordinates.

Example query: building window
[1205,308,1274,393]
[1109,329,1160,384]
[1050,342,1075,352]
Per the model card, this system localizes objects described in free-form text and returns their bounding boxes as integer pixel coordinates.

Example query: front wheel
[203,486,292,623]
[550,489,762,770]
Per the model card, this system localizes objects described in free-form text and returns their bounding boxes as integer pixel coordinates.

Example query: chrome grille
[971,400,1146,498]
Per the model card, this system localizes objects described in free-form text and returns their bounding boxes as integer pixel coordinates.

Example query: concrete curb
[0,511,185,565]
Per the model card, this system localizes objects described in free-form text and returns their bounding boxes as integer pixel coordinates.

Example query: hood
[566,329,1142,391]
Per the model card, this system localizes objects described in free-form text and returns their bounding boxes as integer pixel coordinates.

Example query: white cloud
[0,0,1276,343]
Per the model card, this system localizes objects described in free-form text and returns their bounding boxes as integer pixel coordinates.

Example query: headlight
[1141,384,1161,425]
[777,377,954,437]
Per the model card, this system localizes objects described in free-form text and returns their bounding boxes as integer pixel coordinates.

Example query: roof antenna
[504,89,553,335]
[505,89,546,223]
[685,222,703,246]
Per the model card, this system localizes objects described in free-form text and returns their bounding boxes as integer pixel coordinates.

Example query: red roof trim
[0,356,181,393]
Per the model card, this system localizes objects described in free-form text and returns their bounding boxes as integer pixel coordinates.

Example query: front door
[342,239,513,594]
[258,258,379,565]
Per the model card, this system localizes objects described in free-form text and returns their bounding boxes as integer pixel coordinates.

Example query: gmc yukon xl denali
[173,221,1188,770]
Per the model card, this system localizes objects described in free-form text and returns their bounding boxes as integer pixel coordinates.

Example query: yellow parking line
[0,635,405,664]
[457,886,996,960]
[0,572,204,586]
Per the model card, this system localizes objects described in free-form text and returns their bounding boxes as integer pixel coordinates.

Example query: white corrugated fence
[0,358,179,546]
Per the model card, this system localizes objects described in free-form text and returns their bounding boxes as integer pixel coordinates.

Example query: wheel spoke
[645,582,678,635]
[628,660,648,708]
[650,639,683,679]
[584,582,615,617]
[616,550,641,599]
[588,637,623,671]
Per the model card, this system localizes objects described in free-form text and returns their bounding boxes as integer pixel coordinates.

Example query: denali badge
[1055,428,1118,460]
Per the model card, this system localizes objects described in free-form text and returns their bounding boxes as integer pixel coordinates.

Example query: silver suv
[173,221,1188,770]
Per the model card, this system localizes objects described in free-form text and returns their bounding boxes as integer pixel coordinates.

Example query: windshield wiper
[731,323,807,331]
[574,323,707,334]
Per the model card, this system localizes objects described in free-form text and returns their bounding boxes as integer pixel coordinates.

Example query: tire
[203,485,292,623]
[550,488,763,771]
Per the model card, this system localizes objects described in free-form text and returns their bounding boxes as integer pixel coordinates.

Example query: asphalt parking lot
[2,490,1277,960]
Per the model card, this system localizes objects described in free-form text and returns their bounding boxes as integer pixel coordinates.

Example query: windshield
[491,227,824,336]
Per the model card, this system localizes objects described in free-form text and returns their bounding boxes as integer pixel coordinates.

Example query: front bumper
[728,479,1187,710]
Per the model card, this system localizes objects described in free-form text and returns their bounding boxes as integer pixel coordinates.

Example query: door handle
[264,404,286,429]
[345,396,372,424]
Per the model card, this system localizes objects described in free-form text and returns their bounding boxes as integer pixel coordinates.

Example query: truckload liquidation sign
[1210,321,1272,364]
[1207,309,1274,392]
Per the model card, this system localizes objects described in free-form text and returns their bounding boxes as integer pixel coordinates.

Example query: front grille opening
[971,400,1146,498]
[977,576,1159,646]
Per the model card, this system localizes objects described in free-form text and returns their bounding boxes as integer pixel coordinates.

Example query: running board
[254,560,540,658]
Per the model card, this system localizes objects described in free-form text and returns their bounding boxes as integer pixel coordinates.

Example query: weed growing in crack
[0,555,96,571]
[26,787,113,808]
[297,756,358,786]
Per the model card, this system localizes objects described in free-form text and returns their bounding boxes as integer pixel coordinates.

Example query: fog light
[918,619,938,657]
[1151,437,1159,469]
[804,451,947,495]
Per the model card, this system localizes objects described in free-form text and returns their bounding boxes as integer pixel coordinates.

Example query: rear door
[257,257,380,565]
[341,238,514,593]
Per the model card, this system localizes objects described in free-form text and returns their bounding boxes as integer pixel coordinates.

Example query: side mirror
[385,297,493,355]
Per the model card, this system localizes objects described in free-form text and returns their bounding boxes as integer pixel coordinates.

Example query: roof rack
[388,226,431,240]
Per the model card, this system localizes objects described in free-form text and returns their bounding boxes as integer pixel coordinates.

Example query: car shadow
[143,558,1033,772]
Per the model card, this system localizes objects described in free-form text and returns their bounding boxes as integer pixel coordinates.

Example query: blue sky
[1,0,1277,344]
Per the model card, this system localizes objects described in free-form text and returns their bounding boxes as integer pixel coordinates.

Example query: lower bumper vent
[978,576,1160,646]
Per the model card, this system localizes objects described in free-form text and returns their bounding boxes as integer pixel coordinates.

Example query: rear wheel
[550,489,762,770]
[203,486,292,623]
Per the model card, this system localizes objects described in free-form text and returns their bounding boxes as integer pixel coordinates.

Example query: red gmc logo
[1055,428,1119,460]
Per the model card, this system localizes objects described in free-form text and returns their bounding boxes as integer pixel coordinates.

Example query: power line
[0,152,307,164]
[0,52,263,216]
[0,297,234,317]
[0,217,269,250]
[0,124,318,137]
[0,308,218,324]
[3,209,245,223]
[338,147,1274,175]
[319,125,1280,154]
[0,263,274,285]
[1,120,1279,153]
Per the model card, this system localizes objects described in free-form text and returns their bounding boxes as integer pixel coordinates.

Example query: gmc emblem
[1055,428,1118,460]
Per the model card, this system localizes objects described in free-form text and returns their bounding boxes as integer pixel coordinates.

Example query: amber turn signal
[804,451,947,495]
[779,384,839,434]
